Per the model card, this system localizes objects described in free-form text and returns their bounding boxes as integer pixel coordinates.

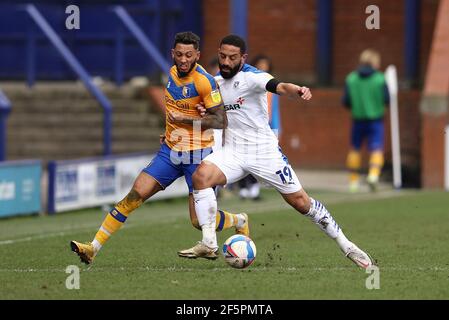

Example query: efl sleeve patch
[211,89,222,104]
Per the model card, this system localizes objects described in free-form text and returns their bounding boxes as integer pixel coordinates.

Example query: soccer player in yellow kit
[70,32,248,264]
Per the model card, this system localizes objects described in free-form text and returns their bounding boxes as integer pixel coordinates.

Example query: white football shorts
[203,145,302,194]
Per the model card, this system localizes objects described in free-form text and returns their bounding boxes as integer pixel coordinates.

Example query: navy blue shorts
[351,119,384,151]
[143,143,212,193]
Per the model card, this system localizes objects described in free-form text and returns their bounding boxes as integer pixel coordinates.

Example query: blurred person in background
[208,57,220,76]
[342,49,390,193]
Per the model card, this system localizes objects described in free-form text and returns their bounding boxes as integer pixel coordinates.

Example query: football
[222,234,257,269]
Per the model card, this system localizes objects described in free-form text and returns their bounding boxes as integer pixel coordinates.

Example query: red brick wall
[201,0,317,83]
[333,0,404,85]
[396,91,422,171]
[247,0,316,83]
[201,0,439,85]
[423,0,449,96]
[279,90,351,169]
[200,0,440,187]
[420,0,441,84]
[278,89,422,179]
[420,0,449,188]
[201,0,230,69]
[421,113,448,188]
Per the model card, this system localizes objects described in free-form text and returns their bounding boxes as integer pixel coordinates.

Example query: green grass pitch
[0,188,448,299]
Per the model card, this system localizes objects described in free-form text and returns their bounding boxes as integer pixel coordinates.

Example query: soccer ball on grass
[222,235,256,269]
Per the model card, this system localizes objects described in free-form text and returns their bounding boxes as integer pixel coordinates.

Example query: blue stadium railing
[25,4,113,156]
[0,1,202,82]
[113,5,171,76]
[19,4,174,156]
[0,1,200,157]
[0,89,11,162]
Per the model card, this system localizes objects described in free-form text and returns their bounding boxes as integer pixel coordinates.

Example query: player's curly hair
[174,31,200,50]
[220,34,247,54]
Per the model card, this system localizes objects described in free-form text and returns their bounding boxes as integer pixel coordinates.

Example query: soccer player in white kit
[178,35,374,269]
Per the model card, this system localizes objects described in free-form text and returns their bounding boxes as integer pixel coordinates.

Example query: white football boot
[344,243,374,269]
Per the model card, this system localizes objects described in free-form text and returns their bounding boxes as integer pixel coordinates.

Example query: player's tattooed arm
[168,105,227,129]
[276,82,312,100]
[195,103,229,130]
[197,104,227,129]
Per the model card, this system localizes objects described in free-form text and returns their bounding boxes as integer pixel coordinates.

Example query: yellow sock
[216,210,238,231]
[346,150,362,183]
[94,191,143,246]
[368,151,384,178]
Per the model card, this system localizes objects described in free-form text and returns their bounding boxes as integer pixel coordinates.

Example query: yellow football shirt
[164,63,223,151]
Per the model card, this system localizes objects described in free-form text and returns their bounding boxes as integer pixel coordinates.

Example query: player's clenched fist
[196,102,207,117]
[298,86,312,100]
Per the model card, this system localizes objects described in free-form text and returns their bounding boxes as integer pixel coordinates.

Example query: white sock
[239,188,249,198]
[335,231,353,254]
[249,183,260,199]
[305,198,341,239]
[91,239,102,254]
[306,198,354,253]
[201,223,218,250]
[235,213,246,229]
[193,188,218,249]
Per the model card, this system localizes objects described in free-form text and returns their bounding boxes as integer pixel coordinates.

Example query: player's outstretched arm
[276,83,312,101]
[168,105,227,129]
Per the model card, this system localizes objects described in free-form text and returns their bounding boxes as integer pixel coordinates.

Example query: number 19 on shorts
[276,166,293,185]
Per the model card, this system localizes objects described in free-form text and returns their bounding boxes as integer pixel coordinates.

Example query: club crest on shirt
[211,89,222,103]
[182,86,190,98]
[233,81,240,88]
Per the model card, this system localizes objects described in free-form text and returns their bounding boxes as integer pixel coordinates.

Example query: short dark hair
[220,34,246,54]
[174,31,200,50]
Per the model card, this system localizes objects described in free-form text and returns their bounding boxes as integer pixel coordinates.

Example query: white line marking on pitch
[0,266,447,273]
[0,189,414,246]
